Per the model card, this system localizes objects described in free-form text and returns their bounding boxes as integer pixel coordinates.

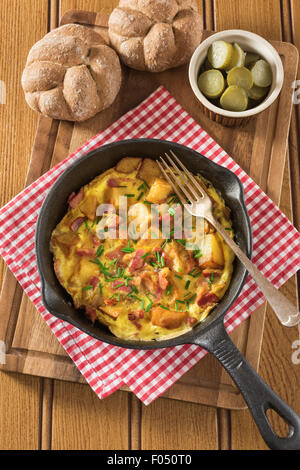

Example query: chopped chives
[128,294,142,301]
[175,274,182,280]
[145,300,153,312]
[130,285,138,294]
[82,285,93,291]
[193,249,202,259]
[166,284,173,296]
[140,300,145,311]
[159,305,168,310]
[141,251,151,259]
[186,294,196,304]
[121,241,134,253]
[137,191,144,201]
[124,194,135,197]
[185,280,191,290]
[113,282,125,289]
[96,245,104,257]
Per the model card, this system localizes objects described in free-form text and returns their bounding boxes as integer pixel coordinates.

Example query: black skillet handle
[192,320,300,450]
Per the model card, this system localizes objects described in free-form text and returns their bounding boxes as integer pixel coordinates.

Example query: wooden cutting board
[0,9,298,409]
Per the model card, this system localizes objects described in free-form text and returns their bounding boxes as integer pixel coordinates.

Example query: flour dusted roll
[22,24,122,122]
[108,0,203,72]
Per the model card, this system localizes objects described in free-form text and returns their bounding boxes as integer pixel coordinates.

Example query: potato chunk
[137,158,162,186]
[198,233,225,269]
[151,306,187,329]
[116,157,142,174]
[146,178,172,203]
[100,305,121,319]
[79,194,97,220]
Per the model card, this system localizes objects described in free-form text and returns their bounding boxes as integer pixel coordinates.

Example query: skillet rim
[35,138,252,350]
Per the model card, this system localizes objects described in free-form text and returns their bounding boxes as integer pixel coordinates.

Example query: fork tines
[156,150,206,205]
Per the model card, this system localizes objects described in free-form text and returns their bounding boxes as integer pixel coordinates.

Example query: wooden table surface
[0,0,299,451]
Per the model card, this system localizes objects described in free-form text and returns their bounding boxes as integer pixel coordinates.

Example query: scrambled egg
[50,157,235,341]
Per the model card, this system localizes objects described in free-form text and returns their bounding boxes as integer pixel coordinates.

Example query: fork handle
[207,216,300,327]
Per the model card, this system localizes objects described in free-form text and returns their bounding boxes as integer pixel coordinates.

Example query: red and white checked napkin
[0,86,299,404]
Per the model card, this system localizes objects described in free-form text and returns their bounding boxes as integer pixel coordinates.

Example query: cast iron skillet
[35,139,300,450]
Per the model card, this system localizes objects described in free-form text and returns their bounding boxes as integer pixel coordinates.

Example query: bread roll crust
[22,24,122,122]
[108,0,203,72]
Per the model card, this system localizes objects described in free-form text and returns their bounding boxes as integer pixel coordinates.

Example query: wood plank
[0,0,297,451]
[0,0,50,450]
[290,0,300,231]
[51,382,129,450]
[215,0,300,450]
[141,398,218,450]
[50,0,130,452]
[0,1,295,409]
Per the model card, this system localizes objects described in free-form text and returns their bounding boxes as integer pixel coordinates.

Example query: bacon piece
[158,267,170,290]
[68,187,84,208]
[197,292,219,308]
[85,306,97,324]
[129,249,145,273]
[140,272,162,301]
[133,321,142,330]
[105,245,126,267]
[111,280,132,293]
[128,313,137,321]
[75,248,96,257]
[107,178,119,188]
[196,282,209,305]
[70,216,87,232]
[202,269,222,278]
[90,276,99,289]
[187,316,197,327]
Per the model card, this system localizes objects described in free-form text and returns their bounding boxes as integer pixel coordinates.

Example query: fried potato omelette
[50,157,235,341]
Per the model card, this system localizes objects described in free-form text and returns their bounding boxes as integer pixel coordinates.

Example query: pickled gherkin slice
[207,40,233,70]
[250,59,272,87]
[226,42,245,70]
[198,70,225,98]
[220,85,248,112]
[227,66,253,91]
[244,52,260,67]
[247,84,269,100]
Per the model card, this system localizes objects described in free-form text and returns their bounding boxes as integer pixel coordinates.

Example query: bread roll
[22,24,122,122]
[108,0,203,72]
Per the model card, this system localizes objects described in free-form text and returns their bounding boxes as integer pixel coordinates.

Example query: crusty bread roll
[108,0,203,72]
[22,24,122,122]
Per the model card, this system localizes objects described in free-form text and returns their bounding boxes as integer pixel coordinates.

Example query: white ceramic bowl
[189,29,284,126]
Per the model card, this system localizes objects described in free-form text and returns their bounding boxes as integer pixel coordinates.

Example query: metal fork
[157,150,300,328]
